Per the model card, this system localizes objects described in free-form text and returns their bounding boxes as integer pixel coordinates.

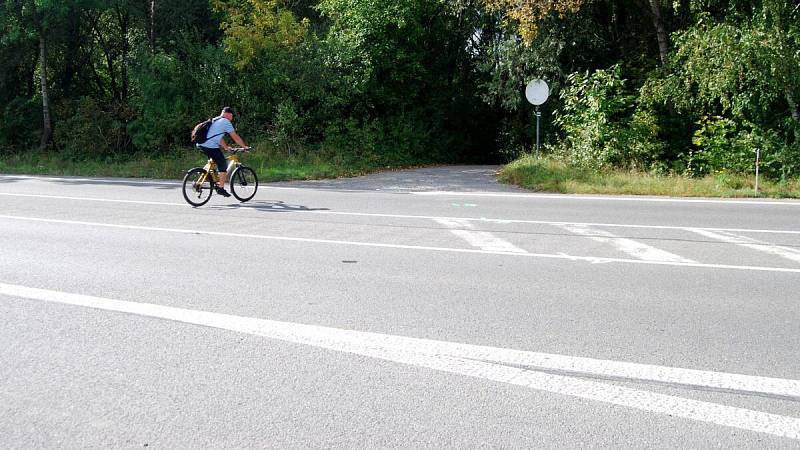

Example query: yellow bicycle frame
[198,154,242,186]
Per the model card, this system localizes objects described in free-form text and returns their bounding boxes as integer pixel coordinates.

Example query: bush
[686,116,741,176]
[269,100,306,154]
[0,97,40,152]
[734,126,799,180]
[127,35,236,153]
[555,65,667,169]
[686,116,797,178]
[53,97,124,160]
[322,114,437,167]
[614,108,667,170]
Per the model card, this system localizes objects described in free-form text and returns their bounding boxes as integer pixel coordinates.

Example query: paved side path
[274,165,527,192]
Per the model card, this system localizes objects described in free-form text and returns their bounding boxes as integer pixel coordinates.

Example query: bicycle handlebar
[228,147,252,153]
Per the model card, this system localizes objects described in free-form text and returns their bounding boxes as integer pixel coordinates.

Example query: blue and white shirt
[200,117,235,148]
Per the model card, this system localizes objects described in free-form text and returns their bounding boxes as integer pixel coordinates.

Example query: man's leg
[218,172,227,188]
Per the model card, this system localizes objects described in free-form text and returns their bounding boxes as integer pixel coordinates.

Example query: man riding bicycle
[196,106,249,197]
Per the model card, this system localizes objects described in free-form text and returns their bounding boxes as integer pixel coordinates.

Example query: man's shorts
[198,145,228,172]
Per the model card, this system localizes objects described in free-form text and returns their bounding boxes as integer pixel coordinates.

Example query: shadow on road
[48,178,179,190]
[215,200,330,213]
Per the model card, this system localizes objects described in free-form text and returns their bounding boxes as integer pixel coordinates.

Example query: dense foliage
[1,0,798,176]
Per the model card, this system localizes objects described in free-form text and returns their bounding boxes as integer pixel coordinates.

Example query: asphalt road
[1,167,799,448]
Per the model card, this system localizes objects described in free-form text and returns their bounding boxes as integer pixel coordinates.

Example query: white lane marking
[412,190,800,206]
[449,230,528,253]
[688,228,800,265]
[559,224,696,263]
[434,218,528,254]
[2,214,800,274]
[0,174,181,186]
[0,192,186,207]
[2,192,799,236]
[2,282,799,440]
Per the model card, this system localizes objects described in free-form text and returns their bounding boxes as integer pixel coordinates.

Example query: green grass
[0,142,377,182]
[499,154,800,198]
[5,147,798,199]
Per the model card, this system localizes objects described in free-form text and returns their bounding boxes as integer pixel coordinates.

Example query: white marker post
[754,148,760,196]
[525,79,549,156]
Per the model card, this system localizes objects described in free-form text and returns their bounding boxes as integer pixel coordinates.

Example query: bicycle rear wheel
[182,168,213,206]
[230,166,258,202]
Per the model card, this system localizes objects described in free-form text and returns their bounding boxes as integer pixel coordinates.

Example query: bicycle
[182,147,258,206]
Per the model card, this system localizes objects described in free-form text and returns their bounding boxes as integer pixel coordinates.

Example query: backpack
[191,117,224,145]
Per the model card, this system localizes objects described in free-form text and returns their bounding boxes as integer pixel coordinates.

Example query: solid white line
[8,174,798,206]
[688,229,800,265]
[2,192,799,235]
[2,214,800,274]
[3,173,795,206]
[0,174,181,186]
[559,224,696,263]
[434,218,528,254]
[0,192,187,207]
[0,175,306,191]
[411,190,800,206]
[2,282,798,440]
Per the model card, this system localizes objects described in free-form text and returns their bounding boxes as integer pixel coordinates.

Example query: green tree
[0,0,72,148]
[641,0,800,176]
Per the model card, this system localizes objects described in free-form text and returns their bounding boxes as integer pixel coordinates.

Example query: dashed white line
[2,282,798,440]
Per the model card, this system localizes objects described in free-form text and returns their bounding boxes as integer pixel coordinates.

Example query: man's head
[221,106,234,121]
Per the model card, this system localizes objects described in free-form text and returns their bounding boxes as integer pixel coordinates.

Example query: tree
[646,0,669,64]
[4,0,74,149]
[479,0,585,43]
[213,0,308,69]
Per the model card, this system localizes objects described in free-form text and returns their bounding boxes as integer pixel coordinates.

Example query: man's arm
[228,131,248,148]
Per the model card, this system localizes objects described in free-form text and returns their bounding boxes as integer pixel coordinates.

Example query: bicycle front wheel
[230,166,258,202]
[182,168,213,206]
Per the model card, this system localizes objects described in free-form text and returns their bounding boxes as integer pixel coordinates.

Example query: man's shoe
[215,186,231,197]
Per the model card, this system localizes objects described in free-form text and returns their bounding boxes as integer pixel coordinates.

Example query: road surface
[1,167,799,448]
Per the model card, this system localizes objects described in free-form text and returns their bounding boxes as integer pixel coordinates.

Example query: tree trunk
[39,33,52,149]
[149,0,156,51]
[117,7,130,103]
[786,90,800,143]
[648,0,669,65]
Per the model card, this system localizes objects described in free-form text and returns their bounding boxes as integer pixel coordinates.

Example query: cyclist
[196,106,249,197]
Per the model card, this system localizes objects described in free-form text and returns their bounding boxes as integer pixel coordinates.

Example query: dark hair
[221,106,234,114]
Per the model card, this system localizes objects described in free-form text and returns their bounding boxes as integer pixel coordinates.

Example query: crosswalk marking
[688,228,800,265]
[3,214,800,273]
[2,192,799,235]
[434,218,528,254]
[559,224,696,263]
